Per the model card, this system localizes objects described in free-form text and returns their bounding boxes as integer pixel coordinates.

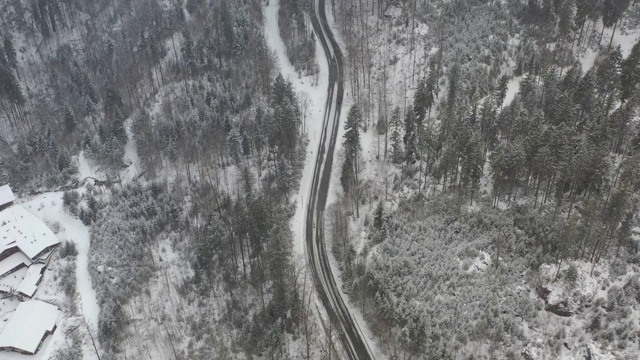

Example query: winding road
[306,0,374,359]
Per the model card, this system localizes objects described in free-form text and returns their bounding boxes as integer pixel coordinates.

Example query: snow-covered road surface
[305,0,375,358]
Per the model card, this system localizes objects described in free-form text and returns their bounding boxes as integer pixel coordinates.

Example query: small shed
[17,263,46,298]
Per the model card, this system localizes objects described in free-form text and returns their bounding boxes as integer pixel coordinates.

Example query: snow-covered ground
[121,118,143,183]
[76,117,141,184]
[530,259,640,359]
[77,152,98,181]
[502,76,522,109]
[577,19,640,71]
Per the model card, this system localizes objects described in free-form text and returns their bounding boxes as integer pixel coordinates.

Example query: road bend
[306,0,374,359]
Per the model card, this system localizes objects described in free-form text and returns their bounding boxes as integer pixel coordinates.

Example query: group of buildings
[0,185,62,355]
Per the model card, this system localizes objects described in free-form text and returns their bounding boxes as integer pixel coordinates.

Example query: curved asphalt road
[306,1,374,359]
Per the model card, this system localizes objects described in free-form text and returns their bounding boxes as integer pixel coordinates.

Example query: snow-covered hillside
[321,0,640,359]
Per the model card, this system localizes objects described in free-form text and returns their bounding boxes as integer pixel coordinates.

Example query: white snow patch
[120,117,142,183]
[580,47,599,72]
[606,26,640,57]
[502,76,522,109]
[577,20,640,72]
[384,5,402,19]
[463,250,492,273]
[76,152,100,182]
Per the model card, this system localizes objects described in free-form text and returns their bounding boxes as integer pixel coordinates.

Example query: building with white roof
[0,202,61,278]
[0,184,60,293]
[0,185,15,211]
[0,252,30,278]
[0,186,63,356]
[0,300,59,355]
[17,263,46,298]
[0,267,28,296]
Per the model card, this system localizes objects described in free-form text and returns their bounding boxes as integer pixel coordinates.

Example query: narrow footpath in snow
[22,192,101,360]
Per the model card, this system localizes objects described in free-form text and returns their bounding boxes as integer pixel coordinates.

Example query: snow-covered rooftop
[17,263,45,298]
[0,252,30,279]
[0,298,20,331]
[0,267,28,292]
[0,186,15,208]
[0,300,59,354]
[0,204,60,260]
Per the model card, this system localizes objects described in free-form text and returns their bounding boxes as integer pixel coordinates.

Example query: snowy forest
[1,0,640,359]
[327,0,640,359]
[0,0,318,359]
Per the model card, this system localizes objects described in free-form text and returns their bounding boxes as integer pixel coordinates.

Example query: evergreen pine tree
[340,153,355,195]
[390,107,404,164]
[404,106,418,164]
[0,64,24,106]
[111,108,128,146]
[602,0,630,29]
[414,78,429,128]
[621,39,640,102]
[520,74,537,114]
[480,98,496,152]
[0,47,6,67]
[460,133,485,203]
[373,201,384,230]
[344,105,362,160]
[267,223,294,326]
[181,29,196,74]
[495,75,509,109]
[64,106,76,131]
[83,96,96,117]
[596,47,622,101]
[558,0,574,38]
[270,74,299,159]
